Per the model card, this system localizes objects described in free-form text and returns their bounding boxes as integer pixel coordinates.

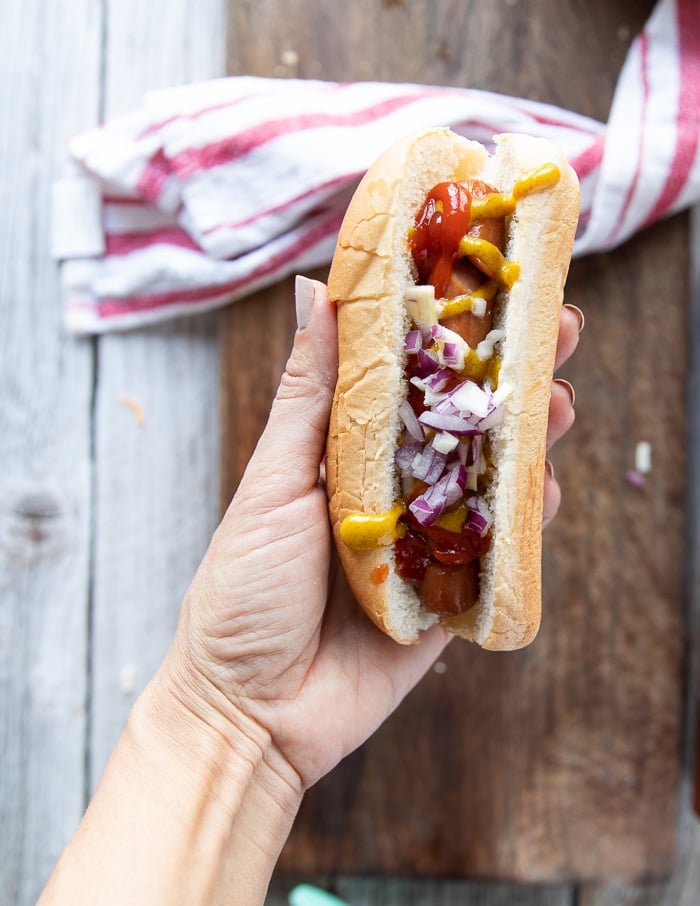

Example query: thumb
[240,276,338,500]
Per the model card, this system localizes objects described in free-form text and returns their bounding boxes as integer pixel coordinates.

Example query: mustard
[470,193,515,220]
[339,502,406,550]
[469,164,562,221]
[457,237,520,288]
[434,501,468,532]
[440,280,498,319]
[512,163,561,199]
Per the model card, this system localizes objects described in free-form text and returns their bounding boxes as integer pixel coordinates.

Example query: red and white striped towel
[54,0,699,334]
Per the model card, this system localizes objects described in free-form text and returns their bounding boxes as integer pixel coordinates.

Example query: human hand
[162,276,582,792]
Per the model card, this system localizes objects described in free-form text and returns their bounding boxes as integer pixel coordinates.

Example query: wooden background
[2,0,700,904]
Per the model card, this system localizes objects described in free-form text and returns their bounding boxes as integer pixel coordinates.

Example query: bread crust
[326,128,580,647]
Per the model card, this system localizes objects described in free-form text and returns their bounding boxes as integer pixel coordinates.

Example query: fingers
[542,461,561,528]
[554,304,584,371]
[547,378,575,448]
[544,305,582,526]
[237,277,338,502]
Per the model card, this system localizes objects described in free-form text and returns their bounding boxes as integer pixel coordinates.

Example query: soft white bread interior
[326,128,580,647]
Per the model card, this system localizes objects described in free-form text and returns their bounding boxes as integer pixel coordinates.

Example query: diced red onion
[471,435,486,473]
[409,464,467,526]
[472,296,487,318]
[399,399,425,441]
[445,460,467,492]
[476,329,506,361]
[446,380,492,418]
[475,405,505,432]
[411,443,447,484]
[394,441,422,474]
[465,495,493,536]
[418,410,485,436]
[404,330,422,354]
[432,431,459,454]
[442,342,463,369]
[409,494,438,526]
[415,348,439,377]
[434,396,460,416]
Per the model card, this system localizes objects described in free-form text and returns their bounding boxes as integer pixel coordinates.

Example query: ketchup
[410,182,472,298]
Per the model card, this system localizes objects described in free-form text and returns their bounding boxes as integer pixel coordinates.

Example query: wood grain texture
[0,1,100,902]
[224,0,687,884]
[89,0,227,786]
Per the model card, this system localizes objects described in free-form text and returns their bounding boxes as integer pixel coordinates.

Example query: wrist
[133,655,303,902]
[41,661,303,906]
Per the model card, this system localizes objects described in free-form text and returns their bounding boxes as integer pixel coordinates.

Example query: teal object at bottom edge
[288,883,352,906]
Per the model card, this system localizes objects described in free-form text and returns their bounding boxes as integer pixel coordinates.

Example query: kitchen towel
[54,0,699,333]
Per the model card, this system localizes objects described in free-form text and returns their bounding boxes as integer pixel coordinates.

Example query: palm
[185,465,447,787]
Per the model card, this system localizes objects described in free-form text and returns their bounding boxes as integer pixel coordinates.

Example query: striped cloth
[54,0,699,333]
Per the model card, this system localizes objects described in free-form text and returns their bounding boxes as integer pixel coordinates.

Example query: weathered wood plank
[89,0,227,785]
[578,194,700,905]
[0,1,100,902]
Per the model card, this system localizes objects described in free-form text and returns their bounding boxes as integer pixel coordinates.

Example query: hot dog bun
[326,128,579,647]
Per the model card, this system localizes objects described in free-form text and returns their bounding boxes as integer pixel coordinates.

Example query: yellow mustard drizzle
[512,163,561,199]
[339,501,406,550]
[469,163,562,220]
[439,280,499,319]
[457,236,520,287]
[434,499,469,532]
[457,166,561,287]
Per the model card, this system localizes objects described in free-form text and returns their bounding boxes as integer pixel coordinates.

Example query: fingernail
[554,378,575,408]
[295,274,316,330]
[545,459,555,481]
[564,303,585,333]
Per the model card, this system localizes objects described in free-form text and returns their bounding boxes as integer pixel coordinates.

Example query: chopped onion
[405,285,439,333]
[412,443,447,484]
[394,441,422,474]
[472,296,487,318]
[418,410,485,436]
[446,380,492,418]
[409,463,466,526]
[415,348,439,377]
[432,431,460,454]
[465,495,493,536]
[475,405,505,432]
[399,398,425,441]
[476,329,506,361]
[405,330,422,354]
[471,435,486,473]
[408,494,438,526]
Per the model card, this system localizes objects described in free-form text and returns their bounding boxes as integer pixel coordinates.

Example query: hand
[164,277,582,792]
[39,278,581,906]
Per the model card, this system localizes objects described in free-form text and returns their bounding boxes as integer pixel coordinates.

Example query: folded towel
[54,0,699,333]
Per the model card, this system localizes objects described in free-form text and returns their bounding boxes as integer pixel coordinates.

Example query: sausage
[420,561,480,616]
[441,259,494,349]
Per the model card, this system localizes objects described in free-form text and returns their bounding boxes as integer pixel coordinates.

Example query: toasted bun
[326,128,580,647]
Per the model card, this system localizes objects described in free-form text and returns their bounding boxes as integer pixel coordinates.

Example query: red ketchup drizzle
[409,182,472,298]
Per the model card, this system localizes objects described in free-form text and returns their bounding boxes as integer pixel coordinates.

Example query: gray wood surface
[88,0,225,789]
[0,1,98,901]
[1,1,699,904]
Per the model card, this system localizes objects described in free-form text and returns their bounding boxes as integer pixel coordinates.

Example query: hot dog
[325,128,580,647]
